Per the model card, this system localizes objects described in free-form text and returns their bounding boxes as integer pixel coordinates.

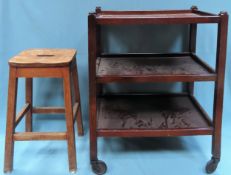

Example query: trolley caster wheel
[206,157,220,174]
[91,160,107,175]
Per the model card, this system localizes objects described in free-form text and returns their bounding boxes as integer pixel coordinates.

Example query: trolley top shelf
[90,7,225,24]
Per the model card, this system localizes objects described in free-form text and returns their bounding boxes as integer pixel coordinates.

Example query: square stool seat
[9,49,76,67]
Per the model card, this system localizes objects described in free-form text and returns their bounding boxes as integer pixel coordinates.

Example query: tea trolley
[88,6,228,174]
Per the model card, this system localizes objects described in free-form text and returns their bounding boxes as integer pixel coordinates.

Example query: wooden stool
[4,49,84,173]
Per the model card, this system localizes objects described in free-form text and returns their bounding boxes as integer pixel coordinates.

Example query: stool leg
[63,67,77,173]
[25,78,33,132]
[4,67,18,173]
[71,63,84,136]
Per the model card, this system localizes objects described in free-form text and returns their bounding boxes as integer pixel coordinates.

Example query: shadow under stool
[4,49,84,173]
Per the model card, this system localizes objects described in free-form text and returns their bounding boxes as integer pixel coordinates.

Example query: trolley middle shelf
[96,53,216,83]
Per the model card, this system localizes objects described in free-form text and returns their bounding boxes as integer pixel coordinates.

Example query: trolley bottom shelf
[97,94,213,137]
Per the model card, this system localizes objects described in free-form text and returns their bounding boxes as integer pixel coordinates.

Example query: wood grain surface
[9,49,76,67]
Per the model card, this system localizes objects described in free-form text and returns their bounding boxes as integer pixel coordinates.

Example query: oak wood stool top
[4,49,84,173]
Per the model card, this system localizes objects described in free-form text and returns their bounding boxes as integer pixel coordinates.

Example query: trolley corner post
[206,11,228,174]
[187,6,198,95]
[88,11,107,175]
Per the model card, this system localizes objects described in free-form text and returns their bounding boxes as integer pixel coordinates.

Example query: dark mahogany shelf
[96,53,216,83]
[94,9,220,24]
[97,94,213,137]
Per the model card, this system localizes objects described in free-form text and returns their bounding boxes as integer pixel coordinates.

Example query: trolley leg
[206,12,228,174]
[186,22,197,96]
[89,12,107,175]
[89,91,107,175]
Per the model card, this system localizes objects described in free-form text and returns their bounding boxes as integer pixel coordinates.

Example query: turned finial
[191,6,198,11]
[219,11,228,16]
[96,7,101,13]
